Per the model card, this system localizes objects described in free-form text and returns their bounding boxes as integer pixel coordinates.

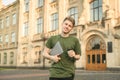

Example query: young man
[43,16,81,80]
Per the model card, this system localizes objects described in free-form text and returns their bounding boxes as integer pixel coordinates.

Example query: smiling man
[43,16,81,80]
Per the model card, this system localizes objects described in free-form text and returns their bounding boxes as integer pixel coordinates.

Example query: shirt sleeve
[74,38,81,55]
[46,36,53,49]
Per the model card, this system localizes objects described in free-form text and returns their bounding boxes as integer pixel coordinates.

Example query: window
[34,47,41,64]
[38,0,43,7]
[87,55,90,64]
[23,22,28,36]
[4,53,7,64]
[6,16,10,27]
[34,51,41,63]
[0,19,3,29]
[11,32,15,42]
[92,55,95,64]
[102,54,106,63]
[107,42,112,53]
[88,36,105,50]
[68,7,78,25]
[0,36,2,43]
[23,52,27,64]
[10,52,14,64]
[25,0,29,12]
[12,14,17,25]
[22,47,28,64]
[51,13,58,31]
[0,53,2,64]
[37,18,43,33]
[5,34,9,43]
[97,54,100,63]
[90,0,102,22]
[51,0,56,2]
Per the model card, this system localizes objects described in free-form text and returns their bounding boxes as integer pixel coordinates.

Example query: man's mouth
[64,28,68,31]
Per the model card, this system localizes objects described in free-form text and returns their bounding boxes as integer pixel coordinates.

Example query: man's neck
[61,33,69,37]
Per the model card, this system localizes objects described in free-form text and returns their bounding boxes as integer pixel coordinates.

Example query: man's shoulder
[50,35,60,38]
[69,36,78,40]
[49,35,60,40]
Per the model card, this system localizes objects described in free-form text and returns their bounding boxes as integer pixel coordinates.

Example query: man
[43,16,81,80]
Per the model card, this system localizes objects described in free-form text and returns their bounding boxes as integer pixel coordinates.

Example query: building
[0,0,120,71]
[18,0,84,68]
[0,0,19,67]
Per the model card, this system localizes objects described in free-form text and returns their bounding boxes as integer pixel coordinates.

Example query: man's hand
[42,47,61,62]
[50,55,61,63]
[67,50,75,58]
[67,50,80,60]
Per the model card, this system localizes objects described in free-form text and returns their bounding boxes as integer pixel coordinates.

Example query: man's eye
[65,23,68,25]
[69,25,72,28]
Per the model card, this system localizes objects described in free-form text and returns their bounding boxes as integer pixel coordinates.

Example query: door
[86,36,106,70]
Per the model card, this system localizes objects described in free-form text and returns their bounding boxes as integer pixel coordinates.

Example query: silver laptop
[50,41,63,56]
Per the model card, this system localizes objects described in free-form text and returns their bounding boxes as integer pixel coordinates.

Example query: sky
[2,0,16,5]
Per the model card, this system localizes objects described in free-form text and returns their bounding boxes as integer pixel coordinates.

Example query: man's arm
[42,46,61,63]
[74,54,80,60]
[68,50,80,60]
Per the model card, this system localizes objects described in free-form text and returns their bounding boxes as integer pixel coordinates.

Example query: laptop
[50,41,63,56]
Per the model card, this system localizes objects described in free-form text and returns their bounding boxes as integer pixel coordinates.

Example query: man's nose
[66,25,69,28]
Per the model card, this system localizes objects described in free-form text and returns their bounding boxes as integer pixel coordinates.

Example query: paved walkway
[0,69,120,80]
[0,69,49,80]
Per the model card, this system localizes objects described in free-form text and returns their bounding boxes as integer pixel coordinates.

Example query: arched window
[34,46,41,64]
[90,0,102,22]
[10,52,14,64]
[68,7,78,25]
[0,53,1,64]
[4,53,7,64]
[86,36,105,50]
[22,47,28,64]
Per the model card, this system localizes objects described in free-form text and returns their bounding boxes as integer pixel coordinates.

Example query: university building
[0,0,19,67]
[0,0,120,70]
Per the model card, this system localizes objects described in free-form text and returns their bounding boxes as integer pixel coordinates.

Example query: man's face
[62,20,73,34]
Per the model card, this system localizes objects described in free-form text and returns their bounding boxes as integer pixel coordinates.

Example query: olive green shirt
[46,35,81,78]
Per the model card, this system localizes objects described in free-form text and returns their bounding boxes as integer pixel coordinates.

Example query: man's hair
[63,16,75,27]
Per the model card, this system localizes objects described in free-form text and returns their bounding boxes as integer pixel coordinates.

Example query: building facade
[0,0,120,70]
[0,0,19,67]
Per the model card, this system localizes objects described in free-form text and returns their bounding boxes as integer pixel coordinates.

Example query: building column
[58,0,68,33]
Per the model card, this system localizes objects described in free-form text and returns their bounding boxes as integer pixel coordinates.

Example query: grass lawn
[0,68,6,70]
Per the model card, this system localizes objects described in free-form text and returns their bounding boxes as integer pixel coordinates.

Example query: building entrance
[86,36,106,70]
